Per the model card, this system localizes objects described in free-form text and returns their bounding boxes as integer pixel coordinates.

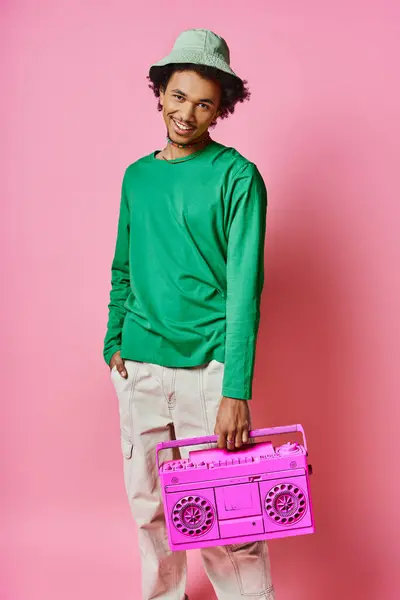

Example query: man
[103,28,275,600]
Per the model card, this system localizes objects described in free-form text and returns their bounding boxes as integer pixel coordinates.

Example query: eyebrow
[171,88,215,106]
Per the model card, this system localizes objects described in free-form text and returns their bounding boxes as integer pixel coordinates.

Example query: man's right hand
[109,350,128,379]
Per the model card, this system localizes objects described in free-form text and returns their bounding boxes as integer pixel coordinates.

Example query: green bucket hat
[149,28,242,82]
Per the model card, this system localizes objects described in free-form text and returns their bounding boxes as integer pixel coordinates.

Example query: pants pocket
[111,359,140,447]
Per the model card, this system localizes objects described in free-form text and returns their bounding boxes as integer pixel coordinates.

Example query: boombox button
[277,442,300,455]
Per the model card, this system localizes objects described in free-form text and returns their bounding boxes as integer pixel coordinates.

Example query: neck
[162,130,211,160]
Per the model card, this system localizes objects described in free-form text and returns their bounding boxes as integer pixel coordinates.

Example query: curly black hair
[147,63,250,126]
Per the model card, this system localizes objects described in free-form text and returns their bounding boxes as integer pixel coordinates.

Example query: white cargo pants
[110,358,275,600]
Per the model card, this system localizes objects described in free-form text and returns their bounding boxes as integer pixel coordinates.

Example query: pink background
[2,1,399,599]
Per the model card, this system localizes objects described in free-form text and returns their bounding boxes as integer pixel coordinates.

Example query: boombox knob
[308,464,313,475]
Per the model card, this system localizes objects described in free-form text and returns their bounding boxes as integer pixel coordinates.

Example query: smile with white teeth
[173,119,193,131]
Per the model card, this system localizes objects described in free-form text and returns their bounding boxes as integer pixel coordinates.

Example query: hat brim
[149,49,242,82]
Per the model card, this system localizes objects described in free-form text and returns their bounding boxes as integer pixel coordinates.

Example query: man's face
[159,70,221,143]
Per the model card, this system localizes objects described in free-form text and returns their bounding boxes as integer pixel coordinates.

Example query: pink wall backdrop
[2,1,399,599]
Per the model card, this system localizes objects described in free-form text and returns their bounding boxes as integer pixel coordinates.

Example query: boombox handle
[156,424,308,472]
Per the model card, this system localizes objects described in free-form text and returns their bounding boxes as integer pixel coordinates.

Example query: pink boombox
[156,424,314,551]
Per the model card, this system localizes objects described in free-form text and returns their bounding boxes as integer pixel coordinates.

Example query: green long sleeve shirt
[103,140,267,400]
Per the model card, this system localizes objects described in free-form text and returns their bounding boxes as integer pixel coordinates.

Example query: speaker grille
[265,483,307,525]
[172,495,215,537]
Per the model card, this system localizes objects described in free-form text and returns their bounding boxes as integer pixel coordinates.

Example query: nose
[180,102,195,122]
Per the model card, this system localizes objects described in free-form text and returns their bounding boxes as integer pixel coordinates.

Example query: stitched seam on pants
[199,366,212,447]
[171,550,177,600]
[127,361,140,442]
[224,542,271,597]
[260,540,267,591]
[224,545,243,594]
[264,583,275,598]
[161,367,169,404]
[169,368,177,410]
[267,585,275,598]
[161,366,177,409]
[162,366,177,412]
[124,445,136,494]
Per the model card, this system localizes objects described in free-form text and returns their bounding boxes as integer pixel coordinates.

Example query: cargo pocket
[121,432,134,460]
[121,431,135,499]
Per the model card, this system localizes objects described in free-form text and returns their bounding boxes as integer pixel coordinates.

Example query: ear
[211,109,220,125]
[159,85,165,107]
